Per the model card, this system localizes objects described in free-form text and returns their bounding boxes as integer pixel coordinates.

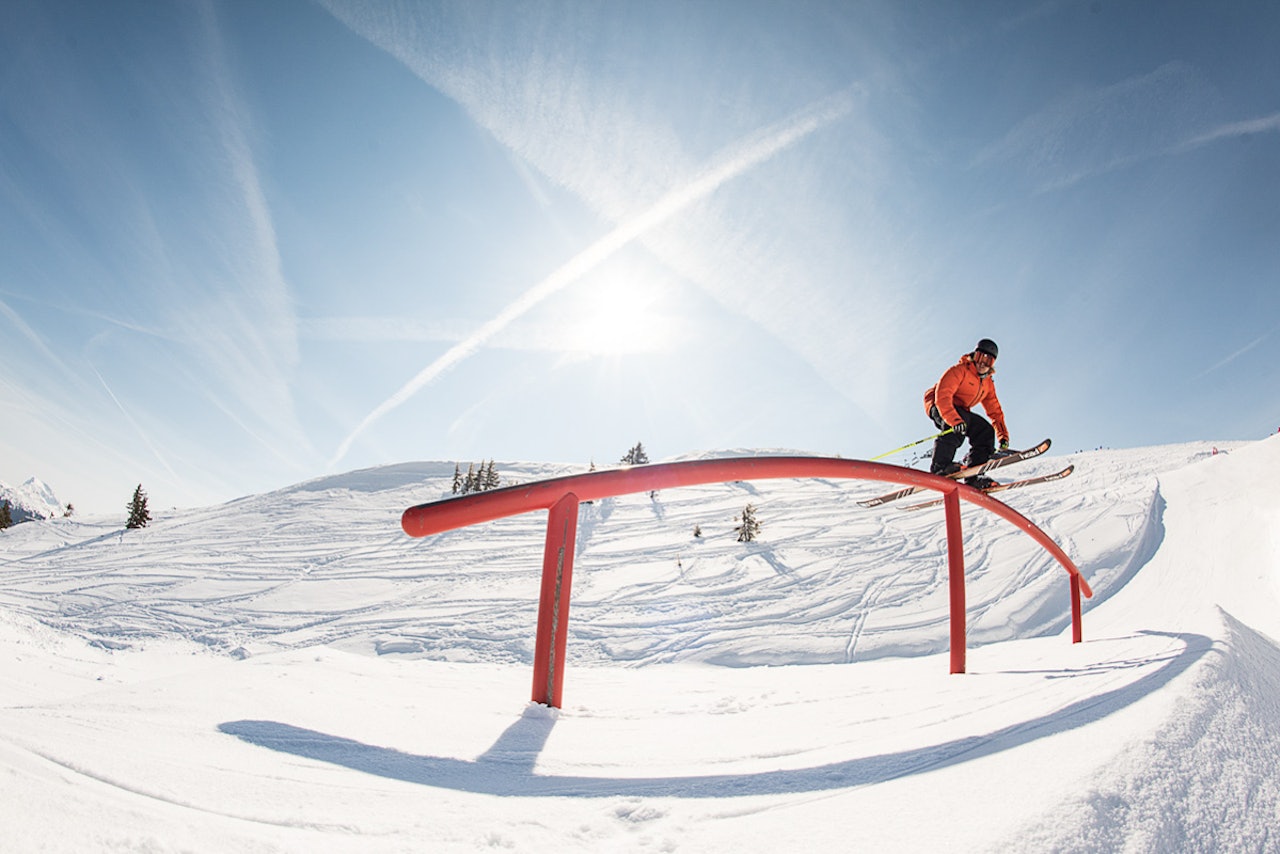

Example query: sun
[562,274,672,356]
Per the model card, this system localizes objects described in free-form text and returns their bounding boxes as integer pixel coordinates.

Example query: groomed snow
[2,438,1278,851]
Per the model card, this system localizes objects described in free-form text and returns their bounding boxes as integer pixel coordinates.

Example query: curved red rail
[402,456,1090,708]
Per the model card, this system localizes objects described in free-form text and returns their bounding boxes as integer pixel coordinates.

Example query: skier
[924,338,1009,488]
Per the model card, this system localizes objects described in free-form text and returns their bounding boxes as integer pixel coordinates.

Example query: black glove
[929,406,947,432]
[999,438,1010,452]
[951,421,967,437]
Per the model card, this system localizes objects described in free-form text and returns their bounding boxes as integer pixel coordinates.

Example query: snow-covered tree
[735,503,761,543]
[454,460,502,494]
[0,500,12,530]
[126,484,151,529]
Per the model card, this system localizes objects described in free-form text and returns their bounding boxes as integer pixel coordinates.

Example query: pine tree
[0,500,12,530]
[126,484,151,529]
[453,460,501,494]
[735,503,761,543]
[620,442,649,465]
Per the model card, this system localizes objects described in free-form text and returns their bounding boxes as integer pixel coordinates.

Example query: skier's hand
[951,422,967,437]
[999,439,1010,452]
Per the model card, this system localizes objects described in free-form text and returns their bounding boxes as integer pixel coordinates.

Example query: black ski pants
[929,405,995,474]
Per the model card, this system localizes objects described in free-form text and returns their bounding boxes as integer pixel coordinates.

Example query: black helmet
[975,338,998,359]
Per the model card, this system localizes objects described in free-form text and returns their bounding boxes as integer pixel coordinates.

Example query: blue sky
[2,0,1278,516]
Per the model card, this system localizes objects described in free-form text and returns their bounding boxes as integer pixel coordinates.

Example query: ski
[857,438,1052,508]
[899,465,1076,511]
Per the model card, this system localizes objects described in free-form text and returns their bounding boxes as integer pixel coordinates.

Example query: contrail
[1191,329,1273,380]
[1179,111,1280,151]
[330,89,856,467]
[90,364,182,483]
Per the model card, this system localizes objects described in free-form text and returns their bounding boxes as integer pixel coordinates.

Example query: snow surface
[1,438,1278,852]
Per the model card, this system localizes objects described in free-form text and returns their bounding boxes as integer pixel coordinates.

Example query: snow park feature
[401,454,1090,708]
[2,438,1280,850]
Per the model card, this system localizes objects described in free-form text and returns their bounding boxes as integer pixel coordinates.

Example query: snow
[0,476,64,523]
[2,438,1278,851]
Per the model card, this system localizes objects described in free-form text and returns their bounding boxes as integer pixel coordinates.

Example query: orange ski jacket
[924,354,1009,444]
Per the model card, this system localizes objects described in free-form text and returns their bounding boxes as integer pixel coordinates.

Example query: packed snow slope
[1,438,1278,852]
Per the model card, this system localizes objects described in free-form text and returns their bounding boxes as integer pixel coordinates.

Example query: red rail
[401,456,1091,708]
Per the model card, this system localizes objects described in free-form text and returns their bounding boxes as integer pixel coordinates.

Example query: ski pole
[868,429,949,461]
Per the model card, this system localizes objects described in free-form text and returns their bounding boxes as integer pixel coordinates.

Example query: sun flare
[563,275,673,356]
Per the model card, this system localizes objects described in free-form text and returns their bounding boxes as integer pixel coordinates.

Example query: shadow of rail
[220,630,1211,799]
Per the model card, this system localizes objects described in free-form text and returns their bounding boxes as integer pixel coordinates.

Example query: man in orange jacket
[923,338,1009,487]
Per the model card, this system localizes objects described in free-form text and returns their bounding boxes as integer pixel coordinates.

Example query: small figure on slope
[923,338,1009,489]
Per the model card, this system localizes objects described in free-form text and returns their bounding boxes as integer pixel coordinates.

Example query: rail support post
[1070,574,1083,644]
[944,486,966,674]
[531,492,579,708]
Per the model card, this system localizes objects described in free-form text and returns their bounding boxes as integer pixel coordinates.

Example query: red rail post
[1070,574,1083,644]
[944,486,966,674]
[531,492,579,707]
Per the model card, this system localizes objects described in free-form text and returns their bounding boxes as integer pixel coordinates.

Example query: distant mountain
[0,477,64,524]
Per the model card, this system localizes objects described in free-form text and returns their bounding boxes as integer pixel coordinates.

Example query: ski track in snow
[2,439,1279,851]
